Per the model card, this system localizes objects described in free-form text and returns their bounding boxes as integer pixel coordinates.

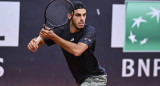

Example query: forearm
[51,34,87,56]
[39,28,88,56]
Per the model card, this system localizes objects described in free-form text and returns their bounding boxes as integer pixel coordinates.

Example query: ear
[67,12,73,20]
[67,13,73,20]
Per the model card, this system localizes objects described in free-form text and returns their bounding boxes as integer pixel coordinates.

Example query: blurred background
[0,0,160,86]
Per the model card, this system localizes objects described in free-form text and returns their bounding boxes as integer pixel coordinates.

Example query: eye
[75,14,81,17]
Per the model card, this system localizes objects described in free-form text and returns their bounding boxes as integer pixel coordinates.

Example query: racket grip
[36,36,42,45]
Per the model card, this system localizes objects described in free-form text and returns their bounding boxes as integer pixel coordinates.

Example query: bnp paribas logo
[124,1,160,52]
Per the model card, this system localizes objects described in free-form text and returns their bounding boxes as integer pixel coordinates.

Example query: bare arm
[40,28,88,56]
[27,37,45,52]
[50,33,88,56]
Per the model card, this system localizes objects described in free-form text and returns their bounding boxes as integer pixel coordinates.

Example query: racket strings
[45,0,74,27]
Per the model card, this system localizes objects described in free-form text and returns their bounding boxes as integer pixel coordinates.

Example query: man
[27,1,107,86]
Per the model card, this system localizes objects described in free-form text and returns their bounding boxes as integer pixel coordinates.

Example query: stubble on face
[71,9,86,31]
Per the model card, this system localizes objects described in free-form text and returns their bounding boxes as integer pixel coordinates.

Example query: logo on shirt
[84,38,91,42]
[70,38,75,42]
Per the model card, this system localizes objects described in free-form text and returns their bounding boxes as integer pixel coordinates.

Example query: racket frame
[44,0,74,28]
[36,0,74,44]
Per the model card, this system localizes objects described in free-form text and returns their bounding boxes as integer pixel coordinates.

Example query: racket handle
[36,36,42,45]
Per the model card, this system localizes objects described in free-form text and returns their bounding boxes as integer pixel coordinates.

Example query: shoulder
[84,24,95,30]
[83,24,96,34]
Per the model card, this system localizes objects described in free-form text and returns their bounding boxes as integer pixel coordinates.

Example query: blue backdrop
[0,0,159,86]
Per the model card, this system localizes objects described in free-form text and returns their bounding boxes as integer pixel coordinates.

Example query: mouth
[78,22,84,26]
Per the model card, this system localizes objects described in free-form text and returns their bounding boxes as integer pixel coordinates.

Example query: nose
[80,16,85,21]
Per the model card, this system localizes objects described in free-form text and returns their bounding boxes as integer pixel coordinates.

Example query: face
[70,9,86,30]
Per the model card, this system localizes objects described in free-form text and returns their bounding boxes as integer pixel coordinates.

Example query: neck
[70,22,80,33]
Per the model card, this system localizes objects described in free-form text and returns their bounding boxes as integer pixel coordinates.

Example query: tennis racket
[36,0,74,44]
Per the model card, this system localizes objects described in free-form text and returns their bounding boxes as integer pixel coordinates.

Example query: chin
[75,25,84,30]
[79,25,84,28]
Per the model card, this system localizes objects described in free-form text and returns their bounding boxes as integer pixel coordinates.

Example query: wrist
[50,33,56,40]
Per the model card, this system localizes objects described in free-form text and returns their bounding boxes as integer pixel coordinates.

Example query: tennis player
[27,1,107,86]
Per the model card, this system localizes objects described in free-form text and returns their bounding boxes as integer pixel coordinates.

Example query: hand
[40,25,55,39]
[27,38,38,52]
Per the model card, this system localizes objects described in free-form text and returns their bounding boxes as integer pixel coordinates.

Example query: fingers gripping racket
[36,0,74,44]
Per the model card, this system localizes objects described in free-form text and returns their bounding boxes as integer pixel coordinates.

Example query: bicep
[72,42,88,56]
[77,42,88,52]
